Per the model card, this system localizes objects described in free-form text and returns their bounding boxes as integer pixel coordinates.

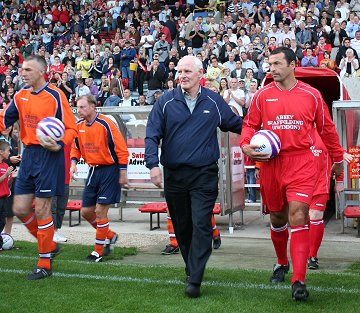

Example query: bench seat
[138,202,221,231]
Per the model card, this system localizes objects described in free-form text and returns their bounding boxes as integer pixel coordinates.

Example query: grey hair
[179,55,203,72]
[24,55,47,71]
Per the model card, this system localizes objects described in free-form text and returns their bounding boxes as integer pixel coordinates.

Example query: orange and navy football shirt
[71,113,129,168]
[0,83,77,146]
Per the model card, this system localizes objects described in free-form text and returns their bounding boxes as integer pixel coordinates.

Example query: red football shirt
[240,80,344,163]
[0,162,10,198]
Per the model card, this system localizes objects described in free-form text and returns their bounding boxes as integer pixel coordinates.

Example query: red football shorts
[313,150,331,197]
[260,151,316,212]
[310,193,329,211]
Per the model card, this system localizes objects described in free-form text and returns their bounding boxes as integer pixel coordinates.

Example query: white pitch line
[1,254,360,277]
[1,267,360,295]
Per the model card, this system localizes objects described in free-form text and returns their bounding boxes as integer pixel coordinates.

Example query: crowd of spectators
[0,0,359,111]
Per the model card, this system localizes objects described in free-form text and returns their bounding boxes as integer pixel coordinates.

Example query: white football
[1,233,14,250]
[250,130,281,159]
[36,117,65,142]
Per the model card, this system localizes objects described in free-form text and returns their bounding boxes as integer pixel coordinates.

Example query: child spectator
[0,140,14,250]
[0,126,21,235]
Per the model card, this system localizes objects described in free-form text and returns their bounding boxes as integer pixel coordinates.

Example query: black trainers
[307,257,319,270]
[27,266,52,280]
[161,244,179,255]
[292,280,309,301]
[85,251,103,262]
[50,243,61,259]
[270,263,289,283]
[103,233,118,256]
[213,236,221,249]
[185,283,201,298]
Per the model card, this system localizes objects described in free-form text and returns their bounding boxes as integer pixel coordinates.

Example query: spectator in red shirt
[51,4,61,23]
[49,56,65,81]
[159,21,172,46]
[0,59,8,78]
[314,35,332,64]
[59,5,70,25]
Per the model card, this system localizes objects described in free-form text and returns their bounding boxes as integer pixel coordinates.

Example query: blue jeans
[145,47,153,63]
[246,168,256,202]
[112,19,118,31]
[122,66,133,91]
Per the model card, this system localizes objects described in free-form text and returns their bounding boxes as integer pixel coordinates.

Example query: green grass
[1,241,360,313]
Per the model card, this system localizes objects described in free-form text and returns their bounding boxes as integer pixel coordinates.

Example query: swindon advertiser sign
[75,148,160,180]
[348,146,360,179]
[127,148,156,180]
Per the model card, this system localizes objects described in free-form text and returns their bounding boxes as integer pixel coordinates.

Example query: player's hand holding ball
[36,134,61,152]
[36,117,64,152]
[243,130,281,162]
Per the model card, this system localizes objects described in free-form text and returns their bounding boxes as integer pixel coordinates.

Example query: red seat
[66,200,82,227]
[138,202,168,230]
[138,202,221,230]
[138,202,167,213]
[344,206,360,218]
[344,206,360,237]
[66,200,82,210]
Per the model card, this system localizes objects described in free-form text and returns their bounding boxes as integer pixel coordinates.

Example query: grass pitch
[1,241,359,313]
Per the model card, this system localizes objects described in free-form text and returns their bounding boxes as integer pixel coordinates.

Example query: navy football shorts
[82,164,120,207]
[15,145,65,198]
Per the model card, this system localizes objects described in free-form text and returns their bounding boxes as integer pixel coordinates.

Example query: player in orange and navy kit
[70,94,129,262]
[162,212,221,255]
[240,47,344,301]
[308,130,352,270]
[0,55,77,280]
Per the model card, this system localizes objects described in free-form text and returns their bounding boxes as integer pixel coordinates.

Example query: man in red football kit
[240,47,344,301]
[0,55,77,280]
[307,131,352,270]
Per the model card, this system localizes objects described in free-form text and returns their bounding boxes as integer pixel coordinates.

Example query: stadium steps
[99,30,116,43]
[131,82,148,99]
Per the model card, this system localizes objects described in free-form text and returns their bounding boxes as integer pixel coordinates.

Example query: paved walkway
[9,207,360,271]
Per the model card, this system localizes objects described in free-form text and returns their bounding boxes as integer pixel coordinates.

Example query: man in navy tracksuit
[145,56,243,298]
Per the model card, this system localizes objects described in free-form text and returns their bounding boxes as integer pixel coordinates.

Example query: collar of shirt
[85,113,98,126]
[182,86,201,101]
[182,86,201,113]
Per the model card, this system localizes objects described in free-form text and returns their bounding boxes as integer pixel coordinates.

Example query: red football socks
[290,225,309,283]
[309,219,324,258]
[270,224,289,266]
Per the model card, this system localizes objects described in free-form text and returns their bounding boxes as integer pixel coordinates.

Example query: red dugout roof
[263,68,351,109]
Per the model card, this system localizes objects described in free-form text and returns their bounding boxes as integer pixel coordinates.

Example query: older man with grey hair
[223,52,237,72]
[145,56,243,298]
